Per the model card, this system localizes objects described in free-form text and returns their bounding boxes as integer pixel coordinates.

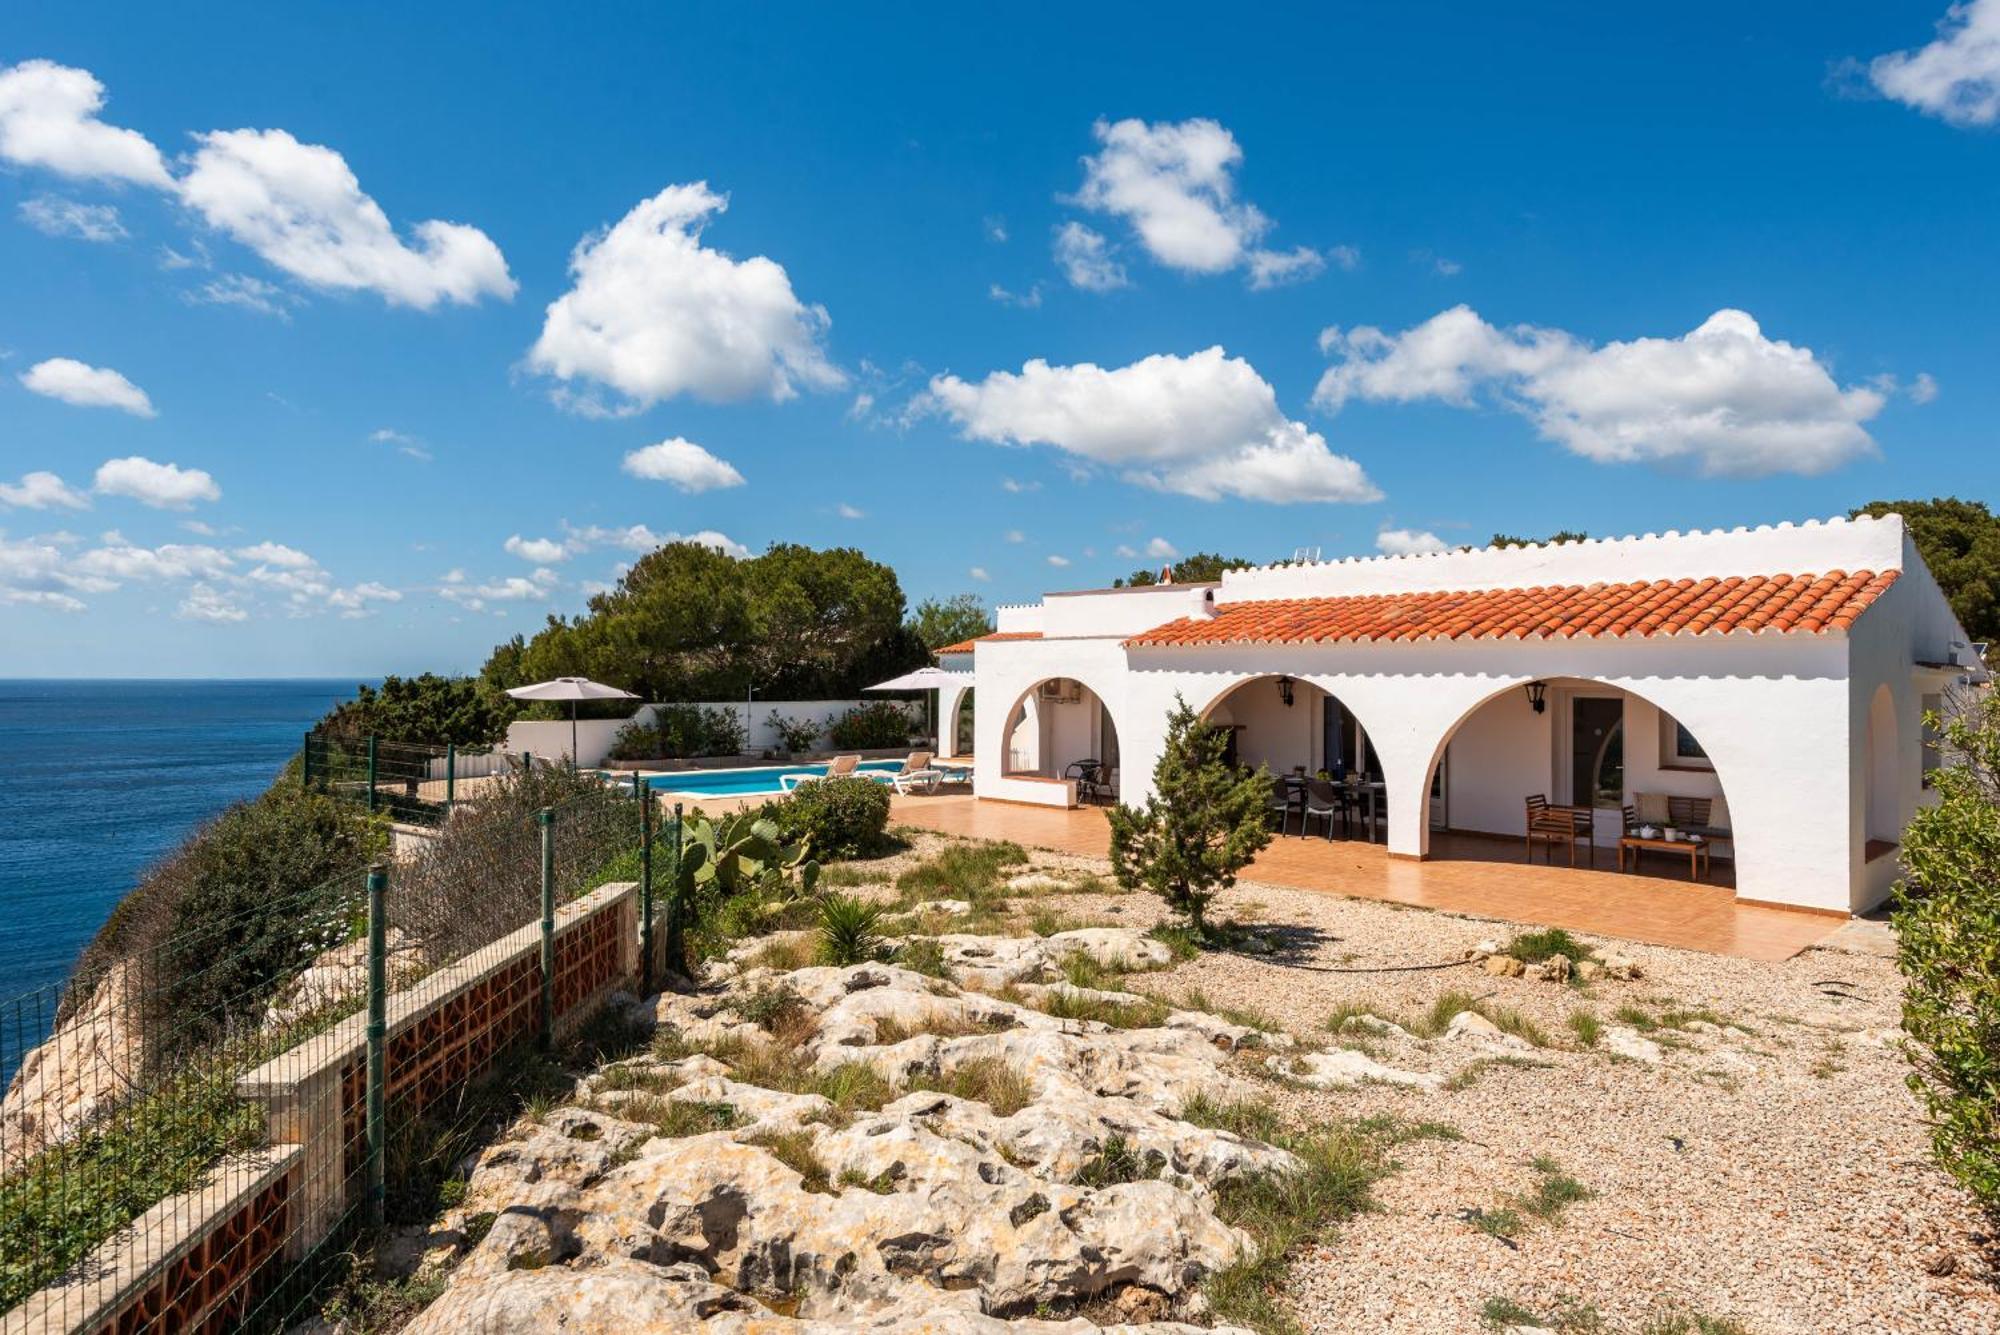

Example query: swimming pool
[625,760,906,797]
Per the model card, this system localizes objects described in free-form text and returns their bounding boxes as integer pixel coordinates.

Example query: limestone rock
[1482,954,1526,978]
[1603,1025,1663,1064]
[1598,953,1643,981]
[1041,928,1174,973]
[264,928,425,1029]
[1,959,144,1169]
[1532,955,1573,984]
[1573,959,1605,983]
[412,953,1295,1330]
[1441,1010,1536,1053]
[1286,1048,1443,1092]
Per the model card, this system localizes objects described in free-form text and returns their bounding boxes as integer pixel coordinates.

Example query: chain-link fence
[1,763,670,1332]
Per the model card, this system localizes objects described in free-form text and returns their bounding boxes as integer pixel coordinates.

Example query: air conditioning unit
[1037,679,1081,704]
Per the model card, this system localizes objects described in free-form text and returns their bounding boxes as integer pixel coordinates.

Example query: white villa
[934,514,1985,917]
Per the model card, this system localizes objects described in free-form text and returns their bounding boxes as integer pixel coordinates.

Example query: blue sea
[0,680,365,1011]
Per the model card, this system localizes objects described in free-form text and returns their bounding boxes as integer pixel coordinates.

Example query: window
[1657,709,1712,770]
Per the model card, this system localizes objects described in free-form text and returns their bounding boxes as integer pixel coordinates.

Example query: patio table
[1282,776,1385,842]
[1618,832,1711,881]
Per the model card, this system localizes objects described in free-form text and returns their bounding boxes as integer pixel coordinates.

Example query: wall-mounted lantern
[1276,675,1296,708]
[1524,681,1548,714]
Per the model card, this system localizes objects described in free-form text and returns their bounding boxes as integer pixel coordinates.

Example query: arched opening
[1865,684,1900,853]
[1199,675,1385,840]
[953,688,976,757]
[1000,678,1121,803]
[1421,677,1735,885]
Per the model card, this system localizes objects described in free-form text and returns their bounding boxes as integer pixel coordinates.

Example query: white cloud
[234,541,314,568]
[983,216,1008,243]
[1866,0,2000,126]
[0,531,101,608]
[369,427,432,461]
[528,182,841,413]
[0,471,90,510]
[177,582,247,623]
[1910,371,1941,404]
[1314,305,1886,478]
[1005,529,1026,544]
[1245,245,1325,290]
[1115,544,1138,558]
[1144,536,1179,559]
[94,456,220,508]
[835,502,865,520]
[1052,221,1128,292]
[504,534,569,564]
[1375,527,1449,556]
[564,522,750,560]
[0,60,170,187]
[178,129,514,310]
[183,273,299,320]
[439,566,560,611]
[924,346,1380,504]
[988,281,1044,308]
[1070,117,1267,274]
[1001,477,1041,493]
[1047,554,1071,567]
[18,194,126,242]
[1066,116,1322,292]
[969,566,990,582]
[620,437,747,492]
[327,581,401,618]
[1326,244,1361,272]
[72,535,233,582]
[20,358,156,416]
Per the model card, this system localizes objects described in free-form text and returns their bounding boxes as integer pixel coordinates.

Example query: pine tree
[1107,695,1274,935]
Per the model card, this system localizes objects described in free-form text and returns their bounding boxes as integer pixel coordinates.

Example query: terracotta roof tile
[935,630,1044,656]
[1123,571,1898,649]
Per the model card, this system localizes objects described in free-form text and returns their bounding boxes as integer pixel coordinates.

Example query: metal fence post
[638,779,654,994]
[663,801,685,975]
[302,730,314,790]
[365,863,388,1229]
[445,741,456,811]
[366,734,379,814]
[538,806,556,1049]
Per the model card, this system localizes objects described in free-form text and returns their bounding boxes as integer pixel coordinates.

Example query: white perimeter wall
[507,698,922,767]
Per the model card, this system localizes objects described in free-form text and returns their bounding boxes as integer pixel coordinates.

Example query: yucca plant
[815,892,887,966]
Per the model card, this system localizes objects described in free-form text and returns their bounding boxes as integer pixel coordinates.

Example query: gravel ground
[857,827,2000,1335]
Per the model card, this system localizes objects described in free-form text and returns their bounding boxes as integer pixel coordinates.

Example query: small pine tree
[1107,695,1273,935]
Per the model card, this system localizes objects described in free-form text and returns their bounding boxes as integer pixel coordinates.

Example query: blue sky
[2,2,1996,677]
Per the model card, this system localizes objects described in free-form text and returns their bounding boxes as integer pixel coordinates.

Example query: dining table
[1281,774,1386,843]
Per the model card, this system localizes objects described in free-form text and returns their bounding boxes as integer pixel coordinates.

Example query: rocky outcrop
[401,942,1283,1332]
[1,960,144,1170]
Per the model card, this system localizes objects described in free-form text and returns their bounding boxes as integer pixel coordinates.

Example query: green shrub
[769,712,825,753]
[766,775,892,858]
[71,784,387,1058]
[615,704,750,759]
[829,701,914,750]
[1107,696,1272,934]
[816,893,888,966]
[1895,692,2000,1218]
[1506,927,1587,964]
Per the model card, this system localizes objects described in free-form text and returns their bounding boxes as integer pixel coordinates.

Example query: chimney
[1159,564,1173,584]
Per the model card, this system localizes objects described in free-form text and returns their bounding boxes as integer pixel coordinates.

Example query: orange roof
[936,630,1044,655]
[1124,571,1898,648]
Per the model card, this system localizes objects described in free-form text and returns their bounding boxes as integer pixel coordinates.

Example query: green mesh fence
[0,764,656,1331]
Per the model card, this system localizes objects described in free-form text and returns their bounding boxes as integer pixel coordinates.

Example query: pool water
[630,760,906,797]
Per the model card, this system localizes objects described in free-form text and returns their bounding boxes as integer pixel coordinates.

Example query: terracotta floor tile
[888,796,1840,962]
